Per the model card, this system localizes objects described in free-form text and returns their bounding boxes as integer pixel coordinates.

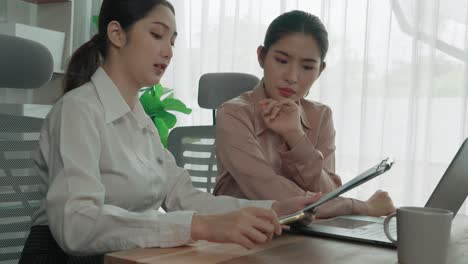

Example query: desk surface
[105,214,468,264]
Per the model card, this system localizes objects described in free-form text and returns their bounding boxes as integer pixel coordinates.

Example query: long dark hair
[261,10,328,62]
[63,0,175,94]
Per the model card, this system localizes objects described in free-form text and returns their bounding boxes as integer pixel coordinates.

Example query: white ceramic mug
[384,206,453,264]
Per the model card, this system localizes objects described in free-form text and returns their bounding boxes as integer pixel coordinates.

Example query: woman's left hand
[365,190,396,216]
[271,193,323,217]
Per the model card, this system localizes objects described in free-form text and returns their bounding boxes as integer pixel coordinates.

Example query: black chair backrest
[0,113,45,262]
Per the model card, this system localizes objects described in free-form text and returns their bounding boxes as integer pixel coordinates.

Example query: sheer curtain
[162,0,468,214]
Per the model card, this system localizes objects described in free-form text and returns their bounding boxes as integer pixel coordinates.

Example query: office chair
[0,34,53,263]
[167,72,259,193]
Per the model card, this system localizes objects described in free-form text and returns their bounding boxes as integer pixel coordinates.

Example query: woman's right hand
[258,99,305,148]
[191,207,282,249]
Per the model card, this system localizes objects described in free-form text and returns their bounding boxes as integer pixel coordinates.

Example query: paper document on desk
[279,158,395,225]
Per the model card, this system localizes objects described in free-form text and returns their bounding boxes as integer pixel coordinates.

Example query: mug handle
[383,212,397,244]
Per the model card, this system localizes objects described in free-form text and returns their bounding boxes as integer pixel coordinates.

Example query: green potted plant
[139,83,192,147]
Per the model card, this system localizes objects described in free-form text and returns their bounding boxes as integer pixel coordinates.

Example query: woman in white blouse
[19,1,321,263]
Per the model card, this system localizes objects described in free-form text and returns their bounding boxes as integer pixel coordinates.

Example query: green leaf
[157,110,177,129]
[162,98,192,114]
[153,117,169,148]
[92,15,99,29]
[139,87,152,93]
[140,83,192,148]
[153,83,164,98]
[140,89,163,115]
[154,83,172,96]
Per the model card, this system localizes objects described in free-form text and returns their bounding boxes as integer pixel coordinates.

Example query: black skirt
[19,225,103,264]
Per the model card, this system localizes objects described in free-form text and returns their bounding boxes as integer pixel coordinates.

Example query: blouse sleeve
[278,106,342,193]
[161,147,273,214]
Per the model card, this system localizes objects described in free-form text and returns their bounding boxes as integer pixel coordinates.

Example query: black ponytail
[63,0,175,94]
[63,34,106,93]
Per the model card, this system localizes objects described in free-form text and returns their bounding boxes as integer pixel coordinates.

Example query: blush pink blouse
[214,81,368,218]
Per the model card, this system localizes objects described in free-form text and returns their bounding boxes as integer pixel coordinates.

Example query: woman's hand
[271,193,323,217]
[258,99,305,148]
[191,207,281,249]
[365,190,396,216]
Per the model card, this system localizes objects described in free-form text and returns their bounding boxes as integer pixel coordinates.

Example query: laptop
[289,138,468,247]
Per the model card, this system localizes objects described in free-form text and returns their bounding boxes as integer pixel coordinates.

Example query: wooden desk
[105,214,468,264]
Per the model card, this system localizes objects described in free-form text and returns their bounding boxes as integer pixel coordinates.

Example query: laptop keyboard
[358,221,397,239]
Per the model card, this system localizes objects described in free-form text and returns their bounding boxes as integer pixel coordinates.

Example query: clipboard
[279,157,395,225]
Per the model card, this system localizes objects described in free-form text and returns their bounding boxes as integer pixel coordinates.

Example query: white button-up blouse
[31,67,272,255]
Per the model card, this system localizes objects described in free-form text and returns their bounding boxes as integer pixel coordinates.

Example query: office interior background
[1,0,467,214]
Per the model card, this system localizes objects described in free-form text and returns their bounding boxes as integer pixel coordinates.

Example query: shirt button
[157,157,163,165]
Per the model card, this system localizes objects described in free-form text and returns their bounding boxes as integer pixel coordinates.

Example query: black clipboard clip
[376,157,394,172]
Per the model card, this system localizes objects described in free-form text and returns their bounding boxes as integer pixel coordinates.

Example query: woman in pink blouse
[214,10,395,219]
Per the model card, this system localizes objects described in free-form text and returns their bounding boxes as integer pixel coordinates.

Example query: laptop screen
[425,138,468,216]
